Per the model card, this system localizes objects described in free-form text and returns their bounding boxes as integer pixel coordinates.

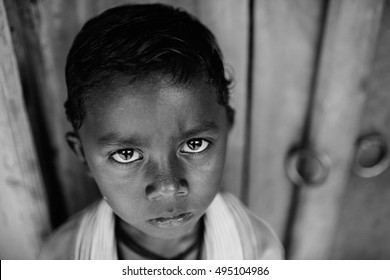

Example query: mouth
[148,212,193,229]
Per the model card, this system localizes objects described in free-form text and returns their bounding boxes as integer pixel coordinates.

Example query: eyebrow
[97,133,147,148]
[181,121,219,140]
[96,121,219,148]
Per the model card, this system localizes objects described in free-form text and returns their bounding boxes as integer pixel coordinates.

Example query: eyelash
[109,138,213,166]
[180,138,211,155]
[109,149,143,166]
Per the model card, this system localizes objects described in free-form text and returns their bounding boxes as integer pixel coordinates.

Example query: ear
[66,132,90,172]
[227,106,235,132]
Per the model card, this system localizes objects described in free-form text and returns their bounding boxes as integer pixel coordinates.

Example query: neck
[115,216,203,260]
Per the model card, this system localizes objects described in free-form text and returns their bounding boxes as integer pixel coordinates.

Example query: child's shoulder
[220,192,285,259]
[39,211,84,259]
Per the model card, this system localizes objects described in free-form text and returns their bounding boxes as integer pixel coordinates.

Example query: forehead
[80,76,227,140]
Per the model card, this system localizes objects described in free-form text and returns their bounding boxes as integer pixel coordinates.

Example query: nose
[145,159,189,201]
[146,176,189,201]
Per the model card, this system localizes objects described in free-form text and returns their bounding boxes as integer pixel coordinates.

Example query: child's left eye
[111,149,143,164]
[180,139,210,154]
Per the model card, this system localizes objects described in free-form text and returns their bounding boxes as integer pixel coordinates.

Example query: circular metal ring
[352,133,389,178]
[286,148,331,187]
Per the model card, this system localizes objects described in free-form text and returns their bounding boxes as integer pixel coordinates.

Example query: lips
[148,212,193,228]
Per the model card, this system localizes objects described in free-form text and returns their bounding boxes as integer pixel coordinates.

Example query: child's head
[64,4,234,240]
[65,3,234,129]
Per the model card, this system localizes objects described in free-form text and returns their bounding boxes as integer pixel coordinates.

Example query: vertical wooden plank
[4,0,70,227]
[0,0,50,259]
[195,0,249,198]
[289,0,384,259]
[249,0,322,238]
[35,0,102,217]
[330,0,390,259]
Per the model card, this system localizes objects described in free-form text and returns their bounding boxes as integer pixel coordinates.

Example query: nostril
[177,179,189,196]
[145,184,159,200]
[179,179,188,186]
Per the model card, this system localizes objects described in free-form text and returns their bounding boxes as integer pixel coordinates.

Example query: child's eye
[111,149,143,164]
[181,139,210,154]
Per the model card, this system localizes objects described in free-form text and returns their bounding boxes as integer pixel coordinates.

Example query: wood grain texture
[0,0,50,259]
[330,0,390,259]
[4,0,70,227]
[195,0,249,198]
[37,0,102,217]
[248,0,322,238]
[288,0,384,259]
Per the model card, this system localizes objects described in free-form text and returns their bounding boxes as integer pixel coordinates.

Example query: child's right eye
[111,149,143,164]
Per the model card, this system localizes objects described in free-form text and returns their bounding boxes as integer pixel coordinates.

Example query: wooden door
[330,0,390,259]
[278,0,388,259]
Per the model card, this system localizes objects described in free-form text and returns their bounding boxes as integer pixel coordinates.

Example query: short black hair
[65,3,234,129]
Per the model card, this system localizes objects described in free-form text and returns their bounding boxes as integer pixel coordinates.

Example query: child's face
[76,75,229,239]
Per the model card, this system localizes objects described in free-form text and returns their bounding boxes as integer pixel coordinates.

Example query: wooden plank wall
[248,0,321,238]
[287,0,384,259]
[0,0,50,259]
[331,0,390,259]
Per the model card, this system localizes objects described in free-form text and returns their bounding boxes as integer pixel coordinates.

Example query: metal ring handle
[286,148,331,187]
[352,133,389,178]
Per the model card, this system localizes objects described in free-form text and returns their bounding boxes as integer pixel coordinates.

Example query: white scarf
[74,193,260,259]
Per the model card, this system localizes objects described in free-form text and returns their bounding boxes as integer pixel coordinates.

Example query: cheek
[185,145,227,205]
[94,168,140,194]
[93,170,149,224]
[88,163,145,209]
